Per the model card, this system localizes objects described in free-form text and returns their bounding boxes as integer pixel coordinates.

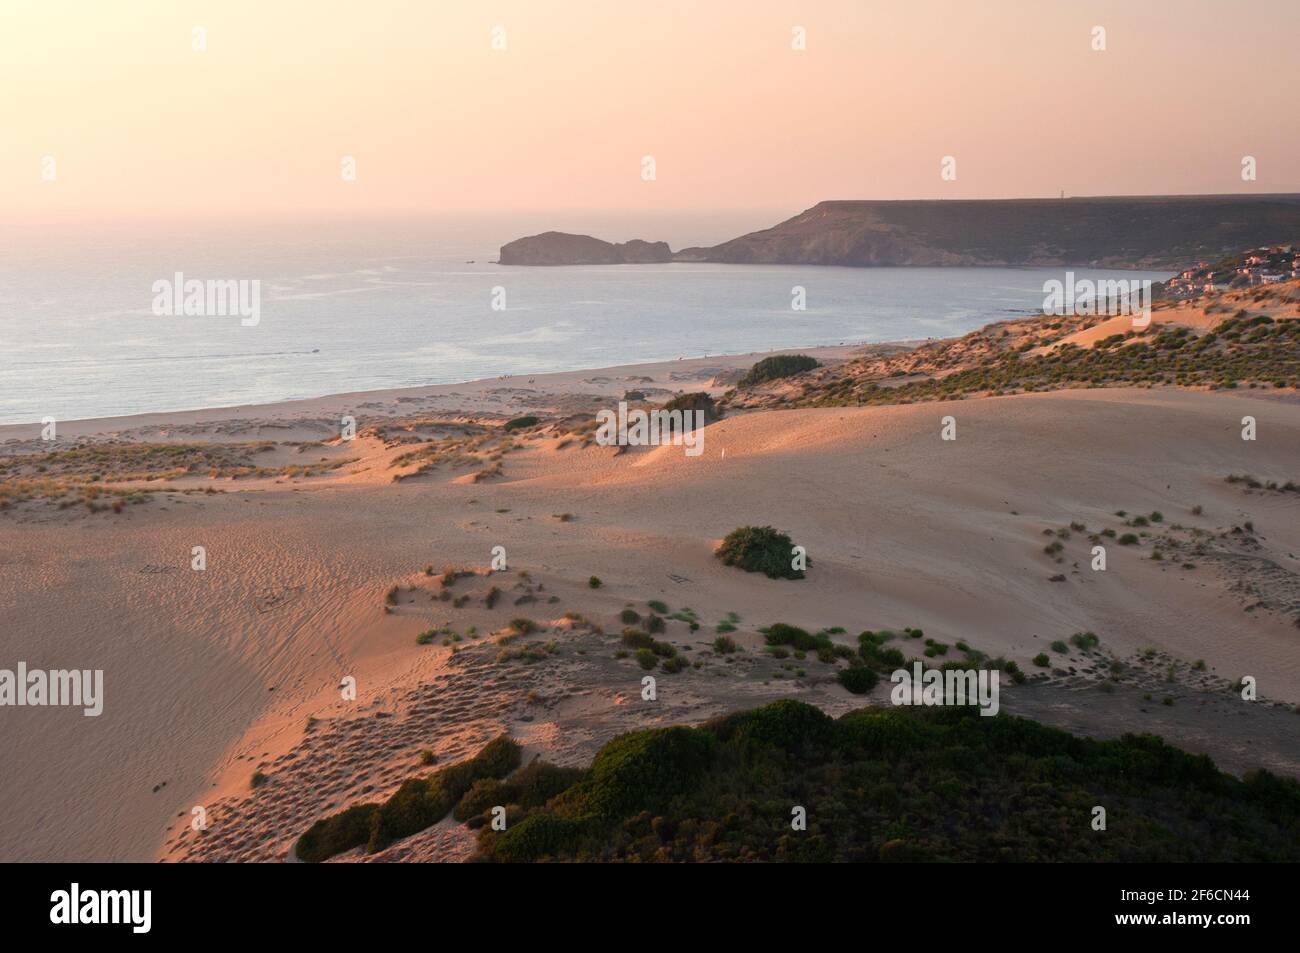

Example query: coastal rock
[498,232,672,266]
[615,239,674,263]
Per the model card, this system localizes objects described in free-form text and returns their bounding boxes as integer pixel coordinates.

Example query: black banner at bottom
[2,862,1284,940]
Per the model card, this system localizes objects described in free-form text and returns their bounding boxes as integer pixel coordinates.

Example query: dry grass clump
[0,440,350,512]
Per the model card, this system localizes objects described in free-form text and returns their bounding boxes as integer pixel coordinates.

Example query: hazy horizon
[5,0,1298,226]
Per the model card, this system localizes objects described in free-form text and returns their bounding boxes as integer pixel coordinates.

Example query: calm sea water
[0,219,1170,425]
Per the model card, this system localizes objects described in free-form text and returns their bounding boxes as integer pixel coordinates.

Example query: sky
[3,0,1298,226]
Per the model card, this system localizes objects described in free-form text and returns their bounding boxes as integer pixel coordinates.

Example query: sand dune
[2,347,1297,860]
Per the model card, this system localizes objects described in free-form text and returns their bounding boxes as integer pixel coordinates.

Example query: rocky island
[498,231,672,265]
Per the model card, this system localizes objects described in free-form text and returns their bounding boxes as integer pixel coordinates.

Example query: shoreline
[0,340,901,441]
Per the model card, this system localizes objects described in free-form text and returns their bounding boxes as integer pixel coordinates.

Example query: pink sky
[4,0,1298,224]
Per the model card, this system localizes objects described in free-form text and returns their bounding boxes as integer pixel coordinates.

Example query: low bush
[716,526,806,579]
[738,354,822,387]
[503,415,540,432]
[712,635,738,654]
[296,735,521,861]
[837,666,879,694]
[295,803,378,863]
[661,392,720,422]
[763,623,828,652]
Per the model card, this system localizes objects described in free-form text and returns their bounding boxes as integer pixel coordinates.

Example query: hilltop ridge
[501,195,1300,269]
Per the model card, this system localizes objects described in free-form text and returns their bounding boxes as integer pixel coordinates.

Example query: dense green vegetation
[738,354,822,387]
[295,735,521,862]
[716,525,806,579]
[471,700,1300,862]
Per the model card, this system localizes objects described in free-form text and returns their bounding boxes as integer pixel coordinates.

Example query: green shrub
[712,635,738,654]
[837,666,879,694]
[367,737,522,852]
[661,392,719,422]
[763,623,826,651]
[838,708,927,756]
[861,642,905,668]
[503,415,540,432]
[705,698,836,751]
[506,761,586,807]
[1033,653,1050,668]
[303,734,524,858]
[295,803,378,863]
[621,628,653,649]
[473,736,524,777]
[716,526,805,579]
[482,813,586,862]
[552,727,715,819]
[1069,631,1100,650]
[738,354,822,387]
[620,608,640,624]
[454,761,585,822]
[365,776,452,853]
[453,777,508,822]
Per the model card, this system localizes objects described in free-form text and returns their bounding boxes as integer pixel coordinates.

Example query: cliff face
[694,196,1300,269]
[498,232,671,265]
[500,196,1300,268]
[694,203,977,266]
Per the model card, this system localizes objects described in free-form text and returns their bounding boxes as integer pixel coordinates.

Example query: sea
[0,215,1171,425]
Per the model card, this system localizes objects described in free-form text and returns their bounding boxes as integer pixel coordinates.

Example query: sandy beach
[2,317,1297,862]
